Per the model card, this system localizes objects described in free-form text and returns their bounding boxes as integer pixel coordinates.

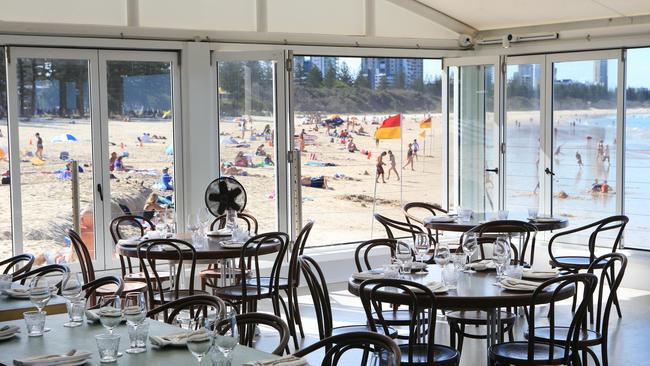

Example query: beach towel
[304,161,336,167]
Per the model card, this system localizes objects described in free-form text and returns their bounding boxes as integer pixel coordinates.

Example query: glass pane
[0,49,10,258]
[217,60,277,233]
[106,60,175,232]
[292,56,443,246]
[505,64,541,213]
[551,59,618,239]
[16,57,95,264]
[625,48,650,249]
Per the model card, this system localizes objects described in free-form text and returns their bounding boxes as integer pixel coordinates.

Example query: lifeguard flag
[418,130,426,138]
[374,114,401,140]
[419,117,432,129]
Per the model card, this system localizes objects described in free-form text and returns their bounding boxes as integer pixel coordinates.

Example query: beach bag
[1,176,9,185]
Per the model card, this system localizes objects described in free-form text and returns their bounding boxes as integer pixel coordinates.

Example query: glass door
[446,57,500,213]
[6,48,103,267]
[214,52,289,233]
[98,50,181,267]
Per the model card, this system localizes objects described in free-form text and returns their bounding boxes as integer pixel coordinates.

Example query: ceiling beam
[126,0,139,27]
[385,0,478,36]
[365,0,376,37]
[256,0,268,33]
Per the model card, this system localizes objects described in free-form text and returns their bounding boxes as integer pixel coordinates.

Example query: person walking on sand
[299,129,306,152]
[387,150,400,181]
[403,143,415,171]
[575,151,583,167]
[412,139,419,160]
[240,117,247,139]
[376,152,387,184]
[35,132,44,160]
[603,145,610,165]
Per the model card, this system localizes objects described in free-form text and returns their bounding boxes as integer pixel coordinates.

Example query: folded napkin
[142,231,163,240]
[406,281,445,293]
[244,356,309,366]
[0,325,20,338]
[85,309,125,324]
[468,260,496,271]
[352,271,385,281]
[117,237,141,246]
[149,331,191,348]
[207,229,231,236]
[500,278,541,291]
[424,216,455,224]
[220,240,246,249]
[2,287,30,299]
[13,350,92,366]
[522,268,559,279]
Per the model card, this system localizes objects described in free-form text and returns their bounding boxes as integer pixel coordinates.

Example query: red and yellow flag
[374,114,401,140]
[419,116,432,129]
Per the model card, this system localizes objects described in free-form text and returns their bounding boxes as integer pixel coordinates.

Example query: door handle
[545,168,555,176]
[485,168,499,174]
[97,184,104,201]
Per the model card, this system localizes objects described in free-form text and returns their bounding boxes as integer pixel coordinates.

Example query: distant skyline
[339,57,442,82]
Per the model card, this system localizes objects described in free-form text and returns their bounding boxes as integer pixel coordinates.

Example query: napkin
[352,271,385,281]
[424,216,455,224]
[85,309,125,324]
[0,325,20,337]
[468,260,496,271]
[13,350,92,366]
[117,237,141,246]
[244,356,309,366]
[406,281,445,293]
[2,287,30,299]
[221,241,246,249]
[500,278,541,291]
[522,268,559,279]
[206,229,231,236]
[149,331,191,348]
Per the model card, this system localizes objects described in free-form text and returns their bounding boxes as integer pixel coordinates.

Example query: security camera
[458,34,474,48]
[502,34,519,48]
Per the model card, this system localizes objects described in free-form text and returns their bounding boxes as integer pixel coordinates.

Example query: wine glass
[98,295,123,335]
[124,292,147,354]
[186,316,214,365]
[461,234,478,273]
[213,309,239,362]
[433,242,451,268]
[413,233,430,263]
[492,237,511,283]
[198,207,212,234]
[394,241,413,274]
[186,213,200,241]
[29,276,52,332]
[61,272,83,327]
[225,209,238,232]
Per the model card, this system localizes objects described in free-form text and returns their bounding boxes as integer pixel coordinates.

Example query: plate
[220,241,245,249]
[424,216,456,224]
[0,332,18,341]
[500,284,536,292]
[529,217,563,223]
[411,262,428,270]
[522,270,557,280]
[433,286,449,294]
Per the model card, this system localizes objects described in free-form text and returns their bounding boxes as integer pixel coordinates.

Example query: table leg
[485,308,502,365]
[219,259,227,288]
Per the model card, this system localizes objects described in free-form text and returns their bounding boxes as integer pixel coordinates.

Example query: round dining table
[348,265,574,365]
[423,212,569,233]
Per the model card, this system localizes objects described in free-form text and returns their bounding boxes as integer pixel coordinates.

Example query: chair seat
[213,285,273,299]
[246,276,290,289]
[152,289,209,304]
[97,281,147,295]
[550,256,608,270]
[124,271,170,282]
[331,324,398,339]
[446,310,516,325]
[398,344,459,365]
[200,268,250,278]
[373,309,413,325]
[527,326,602,347]
[490,341,568,365]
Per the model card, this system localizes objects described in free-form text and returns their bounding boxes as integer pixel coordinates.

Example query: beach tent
[165,144,174,155]
[51,134,78,143]
[324,116,344,126]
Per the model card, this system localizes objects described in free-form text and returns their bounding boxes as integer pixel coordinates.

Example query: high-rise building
[310,56,338,75]
[593,60,608,89]
[360,58,423,89]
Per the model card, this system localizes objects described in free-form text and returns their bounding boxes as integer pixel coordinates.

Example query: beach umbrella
[165,144,173,155]
[51,133,78,143]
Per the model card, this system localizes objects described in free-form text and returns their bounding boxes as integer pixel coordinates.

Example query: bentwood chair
[82,276,124,307]
[293,332,402,366]
[110,215,170,285]
[0,253,34,279]
[374,213,433,251]
[146,295,226,324]
[14,264,69,290]
[137,238,207,308]
[216,312,290,356]
[462,220,538,266]
[299,255,397,341]
[360,278,460,365]
[528,253,627,366]
[69,229,147,296]
[489,273,598,366]
[548,215,628,317]
[403,202,448,245]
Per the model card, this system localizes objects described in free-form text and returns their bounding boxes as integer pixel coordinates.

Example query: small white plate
[220,241,245,249]
[0,332,18,341]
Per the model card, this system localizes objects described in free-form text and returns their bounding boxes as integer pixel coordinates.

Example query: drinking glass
[504,264,523,280]
[0,273,11,291]
[442,267,458,289]
[413,233,430,263]
[127,321,149,352]
[458,208,473,223]
[187,317,214,365]
[213,309,239,362]
[65,299,85,328]
[395,241,413,274]
[99,295,122,335]
[461,234,478,273]
[498,210,509,220]
[451,252,466,272]
[29,276,51,332]
[225,209,238,232]
[198,207,212,234]
[24,310,46,337]
[492,237,511,283]
[186,213,200,237]
[124,292,147,354]
[433,242,451,268]
[96,333,120,363]
[61,272,83,302]
[527,208,539,220]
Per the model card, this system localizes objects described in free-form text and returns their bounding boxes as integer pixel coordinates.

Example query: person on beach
[603,145,610,165]
[376,152,387,184]
[575,151,583,167]
[109,152,118,172]
[240,117,247,139]
[403,143,415,171]
[114,156,125,171]
[374,128,379,147]
[255,144,267,156]
[597,140,604,157]
[387,150,400,181]
[347,138,358,153]
[412,139,419,160]
[299,129,306,152]
[601,180,610,193]
[35,132,44,160]
[143,193,166,220]
[160,167,173,190]
[591,179,602,193]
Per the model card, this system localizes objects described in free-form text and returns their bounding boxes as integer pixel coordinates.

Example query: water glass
[433,242,451,267]
[61,272,83,301]
[24,310,46,337]
[458,208,473,223]
[0,274,11,291]
[213,309,239,360]
[395,241,413,274]
[452,252,465,272]
[461,234,478,273]
[225,209,238,231]
[493,237,511,282]
[127,321,149,354]
[442,268,458,289]
[504,264,523,280]
[413,233,430,262]
[96,333,121,363]
[99,295,122,335]
[211,350,232,366]
[64,299,85,327]
[498,210,509,220]
[29,276,51,312]
[527,208,539,219]
[382,264,399,279]
[187,318,214,365]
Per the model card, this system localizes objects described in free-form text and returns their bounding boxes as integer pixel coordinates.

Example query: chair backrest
[210,212,259,234]
[374,213,430,244]
[14,264,70,290]
[527,273,597,363]
[403,202,447,244]
[288,221,314,288]
[549,215,629,262]
[82,276,124,307]
[464,220,537,265]
[137,238,197,306]
[293,331,401,366]
[354,238,397,272]
[109,215,155,243]
[237,232,290,299]
[458,236,521,265]
[68,229,96,283]
[216,312,289,356]
[360,278,437,365]
[146,295,226,324]
[299,255,333,339]
[588,253,627,336]
[0,254,35,279]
